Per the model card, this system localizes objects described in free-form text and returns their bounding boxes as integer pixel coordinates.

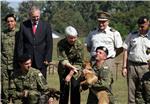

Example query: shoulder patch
[131,31,138,34]
[104,66,108,69]
[110,27,116,32]
[93,27,97,31]
[38,73,43,77]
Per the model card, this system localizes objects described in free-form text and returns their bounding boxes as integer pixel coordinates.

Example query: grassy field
[47,61,128,104]
[47,37,128,104]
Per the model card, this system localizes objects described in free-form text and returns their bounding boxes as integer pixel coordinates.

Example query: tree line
[1,1,150,39]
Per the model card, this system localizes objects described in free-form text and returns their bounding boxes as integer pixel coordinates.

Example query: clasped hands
[20,90,29,97]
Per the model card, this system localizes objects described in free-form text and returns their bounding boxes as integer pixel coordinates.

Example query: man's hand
[65,70,74,82]
[65,63,78,73]
[71,66,78,73]
[44,60,49,65]
[48,97,54,104]
[122,68,127,77]
[23,90,29,97]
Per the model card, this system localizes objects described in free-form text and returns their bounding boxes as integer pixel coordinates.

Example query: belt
[129,60,148,65]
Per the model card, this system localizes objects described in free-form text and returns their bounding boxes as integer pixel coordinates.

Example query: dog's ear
[83,60,89,68]
[83,60,92,70]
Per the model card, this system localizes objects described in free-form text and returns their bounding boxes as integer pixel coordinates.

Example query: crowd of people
[1,5,150,104]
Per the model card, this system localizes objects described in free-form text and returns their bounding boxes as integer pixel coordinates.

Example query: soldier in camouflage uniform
[84,46,114,104]
[9,54,49,104]
[1,14,18,104]
[57,26,84,104]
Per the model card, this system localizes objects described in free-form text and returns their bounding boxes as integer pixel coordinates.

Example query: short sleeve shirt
[86,26,123,58]
[123,30,150,63]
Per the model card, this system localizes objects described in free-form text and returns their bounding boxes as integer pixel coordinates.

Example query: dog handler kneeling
[84,46,114,104]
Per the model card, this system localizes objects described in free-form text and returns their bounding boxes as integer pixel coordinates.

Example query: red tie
[32,24,36,34]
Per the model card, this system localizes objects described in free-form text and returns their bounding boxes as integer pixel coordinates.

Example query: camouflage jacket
[57,38,84,66]
[1,29,18,71]
[86,63,114,104]
[91,62,113,92]
[9,67,49,101]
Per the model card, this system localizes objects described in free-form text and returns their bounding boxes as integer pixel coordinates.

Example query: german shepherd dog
[81,60,109,104]
[80,60,98,85]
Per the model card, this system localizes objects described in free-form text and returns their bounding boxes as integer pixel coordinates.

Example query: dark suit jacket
[17,19,53,68]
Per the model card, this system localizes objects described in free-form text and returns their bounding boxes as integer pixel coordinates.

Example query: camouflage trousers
[12,91,40,104]
[1,69,13,104]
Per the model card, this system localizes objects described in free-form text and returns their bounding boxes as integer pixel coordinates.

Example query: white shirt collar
[31,20,38,25]
[138,30,150,37]
[97,26,110,33]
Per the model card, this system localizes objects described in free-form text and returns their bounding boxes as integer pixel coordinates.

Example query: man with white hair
[57,26,84,104]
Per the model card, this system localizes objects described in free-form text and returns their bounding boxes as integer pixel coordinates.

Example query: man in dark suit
[17,6,53,78]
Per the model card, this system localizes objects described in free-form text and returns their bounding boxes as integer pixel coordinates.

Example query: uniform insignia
[38,73,42,76]
[104,66,108,69]
[110,28,116,32]
[146,48,150,55]
[131,31,138,34]
[93,27,97,31]
[103,47,107,52]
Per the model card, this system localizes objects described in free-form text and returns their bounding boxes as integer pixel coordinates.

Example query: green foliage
[111,22,129,40]
[52,8,86,36]
[1,1,15,31]
[2,1,150,37]
[47,56,128,104]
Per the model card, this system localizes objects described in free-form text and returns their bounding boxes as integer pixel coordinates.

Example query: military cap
[18,54,32,63]
[65,26,78,36]
[5,14,16,22]
[97,11,111,21]
[96,46,109,56]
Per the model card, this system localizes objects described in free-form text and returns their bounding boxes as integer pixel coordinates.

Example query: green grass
[46,63,128,104]
[112,72,128,104]
[47,37,128,104]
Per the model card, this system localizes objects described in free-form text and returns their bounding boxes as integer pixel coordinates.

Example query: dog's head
[81,60,98,87]
[83,60,92,70]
